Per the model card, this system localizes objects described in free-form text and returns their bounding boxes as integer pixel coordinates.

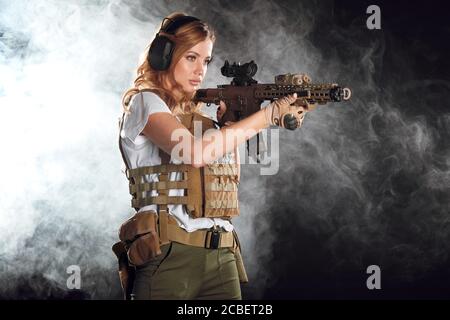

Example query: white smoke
[1,0,448,299]
[0,0,320,299]
[0,0,161,298]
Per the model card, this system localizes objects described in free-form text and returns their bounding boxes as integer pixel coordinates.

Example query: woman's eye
[187,55,196,62]
[204,59,211,65]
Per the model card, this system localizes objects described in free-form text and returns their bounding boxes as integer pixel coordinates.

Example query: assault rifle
[194,60,351,127]
[193,60,352,161]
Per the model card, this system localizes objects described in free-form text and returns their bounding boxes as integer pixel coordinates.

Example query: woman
[116,12,303,300]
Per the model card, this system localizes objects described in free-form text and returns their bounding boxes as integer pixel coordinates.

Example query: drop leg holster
[112,241,135,300]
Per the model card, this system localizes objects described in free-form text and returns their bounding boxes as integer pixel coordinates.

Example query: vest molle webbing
[124,110,240,219]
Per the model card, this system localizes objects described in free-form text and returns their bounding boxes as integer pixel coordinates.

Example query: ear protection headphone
[148,15,200,71]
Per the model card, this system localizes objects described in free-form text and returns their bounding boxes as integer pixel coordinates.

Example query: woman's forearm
[192,108,269,167]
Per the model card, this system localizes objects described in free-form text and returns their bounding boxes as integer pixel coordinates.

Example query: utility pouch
[119,210,162,267]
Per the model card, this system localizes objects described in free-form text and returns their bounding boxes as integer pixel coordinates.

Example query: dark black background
[247,0,450,299]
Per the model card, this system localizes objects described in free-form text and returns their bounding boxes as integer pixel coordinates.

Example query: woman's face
[172,39,213,95]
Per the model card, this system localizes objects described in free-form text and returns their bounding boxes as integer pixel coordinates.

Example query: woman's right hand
[263,93,306,130]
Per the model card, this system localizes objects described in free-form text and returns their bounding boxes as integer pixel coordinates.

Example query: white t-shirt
[120,91,234,232]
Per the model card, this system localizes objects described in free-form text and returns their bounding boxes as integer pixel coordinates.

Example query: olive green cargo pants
[131,241,242,300]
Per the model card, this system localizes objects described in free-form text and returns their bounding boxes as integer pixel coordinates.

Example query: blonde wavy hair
[122,12,216,115]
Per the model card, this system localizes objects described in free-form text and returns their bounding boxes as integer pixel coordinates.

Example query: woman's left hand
[216,100,227,123]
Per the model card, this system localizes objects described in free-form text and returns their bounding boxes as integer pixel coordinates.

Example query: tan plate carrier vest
[125,111,240,219]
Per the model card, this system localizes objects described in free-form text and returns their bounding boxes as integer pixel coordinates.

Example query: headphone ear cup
[148,35,175,71]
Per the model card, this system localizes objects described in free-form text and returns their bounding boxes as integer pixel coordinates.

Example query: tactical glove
[264,93,306,130]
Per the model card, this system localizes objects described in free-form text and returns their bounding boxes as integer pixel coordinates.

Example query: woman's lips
[189,80,201,86]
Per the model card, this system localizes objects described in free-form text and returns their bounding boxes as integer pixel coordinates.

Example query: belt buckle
[206,228,220,249]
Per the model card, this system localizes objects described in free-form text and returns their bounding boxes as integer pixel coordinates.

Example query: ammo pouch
[119,210,162,267]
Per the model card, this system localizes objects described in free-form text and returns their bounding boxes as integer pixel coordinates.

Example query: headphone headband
[161,16,200,34]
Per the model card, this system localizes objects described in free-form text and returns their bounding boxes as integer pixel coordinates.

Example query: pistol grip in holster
[113,241,136,300]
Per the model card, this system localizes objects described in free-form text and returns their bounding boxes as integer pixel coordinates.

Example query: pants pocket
[131,242,174,300]
[136,242,174,275]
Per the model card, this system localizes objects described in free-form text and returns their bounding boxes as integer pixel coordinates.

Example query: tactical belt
[158,211,235,249]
